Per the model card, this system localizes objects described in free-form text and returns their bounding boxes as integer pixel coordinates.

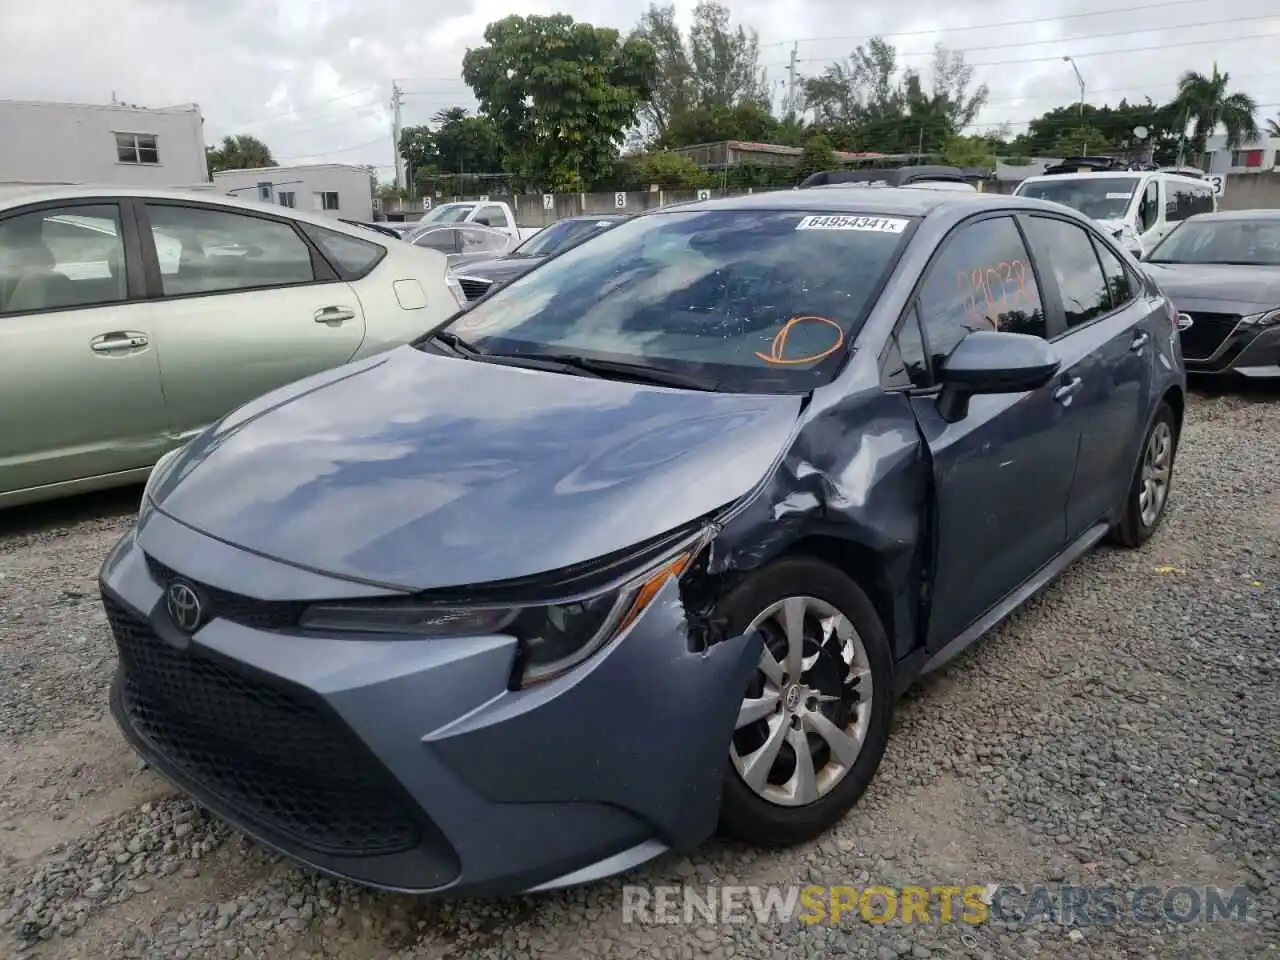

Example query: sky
[0,0,1277,181]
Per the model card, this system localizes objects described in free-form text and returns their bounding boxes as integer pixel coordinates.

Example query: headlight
[1241,308,1280,327]
[299,526,714,687]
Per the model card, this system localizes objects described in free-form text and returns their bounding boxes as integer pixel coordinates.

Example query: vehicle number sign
[795,215,908,233]
[1207,174,1226,197]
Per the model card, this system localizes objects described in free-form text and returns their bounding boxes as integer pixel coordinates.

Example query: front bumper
[1183,321,1280,378]
[101,508,761,896]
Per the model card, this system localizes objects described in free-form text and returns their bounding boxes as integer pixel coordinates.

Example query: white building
[1204,133,1280,175]
[0,99,209,187]
[211,164,375,222]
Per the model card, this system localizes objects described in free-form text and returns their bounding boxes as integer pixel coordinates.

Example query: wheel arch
[780,534,899,658]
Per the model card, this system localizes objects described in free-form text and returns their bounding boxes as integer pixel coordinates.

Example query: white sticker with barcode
[1105,192,1134,200]
[795,215,908,233]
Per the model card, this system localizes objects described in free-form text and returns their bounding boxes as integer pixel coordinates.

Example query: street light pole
[1063,56,1087,155]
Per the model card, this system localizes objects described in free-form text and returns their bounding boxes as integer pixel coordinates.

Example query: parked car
[450,214,629,301]
[0,185,460,508]
[101,187,1185,898]
[405,222,514,273]
[410,200,539,245]
[1014,169,1217,259]
[1141,209,1280,379]
[801,165,982,190]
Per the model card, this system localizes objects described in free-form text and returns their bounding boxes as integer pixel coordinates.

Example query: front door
[134,201,366,440]
[906,214,1081,650]
[0,200,170,495]
[1019,213,1156,539]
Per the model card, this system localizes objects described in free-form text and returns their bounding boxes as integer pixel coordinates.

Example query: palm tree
[1172,64,1259,166]
[206,134,275,174]
[1267,114,1280,137]
[431,107,468,126]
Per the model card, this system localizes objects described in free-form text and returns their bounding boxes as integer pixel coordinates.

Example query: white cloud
[0,0,1276,177]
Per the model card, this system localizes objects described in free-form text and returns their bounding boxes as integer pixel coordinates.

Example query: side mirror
[937,331,1062,423]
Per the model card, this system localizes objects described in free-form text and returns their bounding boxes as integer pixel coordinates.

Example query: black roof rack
[799,165,979,188]
[1041,156,1160,175]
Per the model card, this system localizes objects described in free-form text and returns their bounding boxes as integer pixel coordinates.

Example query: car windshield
[431,209,914,393]
[1147,218,1280,266]
[419,203,476,226]
[1016,177,1140,220]
[514,218,619,258]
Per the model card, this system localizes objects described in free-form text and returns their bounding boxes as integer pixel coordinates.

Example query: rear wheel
[717,557,894,846]
[1112,402,1178,548]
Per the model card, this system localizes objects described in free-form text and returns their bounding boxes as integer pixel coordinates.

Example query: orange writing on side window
[754,316,845,366]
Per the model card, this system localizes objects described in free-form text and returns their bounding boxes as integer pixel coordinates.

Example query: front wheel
[1112,402,1179,548]
[717,557,895,847]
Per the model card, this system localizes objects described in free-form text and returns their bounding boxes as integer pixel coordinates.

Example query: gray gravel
[1,390,1276,960]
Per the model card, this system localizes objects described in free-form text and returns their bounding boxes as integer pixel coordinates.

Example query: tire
[716,556,895,847]
[1112,401,1179,549]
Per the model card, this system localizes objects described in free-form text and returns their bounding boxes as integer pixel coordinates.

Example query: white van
[1013,170,1217,258]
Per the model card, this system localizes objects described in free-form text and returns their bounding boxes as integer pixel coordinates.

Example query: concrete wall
[0,100,209,187]
[212,164,374,222]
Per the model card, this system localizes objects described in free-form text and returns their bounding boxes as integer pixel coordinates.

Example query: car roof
[652,186,1055,219]
[1018,170,1209,186]
[1186,208,1280,222]
[0,183,387,241]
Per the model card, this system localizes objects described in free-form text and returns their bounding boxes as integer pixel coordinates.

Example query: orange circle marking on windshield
[754,316,845,366]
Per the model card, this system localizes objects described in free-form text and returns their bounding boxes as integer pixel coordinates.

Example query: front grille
[145,555,303,630]
[457,277,493,301]
[105,593,423,857]
[1179,312,1240,361]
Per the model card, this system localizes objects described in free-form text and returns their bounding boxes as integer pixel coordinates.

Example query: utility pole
[390,80,405,191]
[1062,56,1086,155]
[786,43,798,116]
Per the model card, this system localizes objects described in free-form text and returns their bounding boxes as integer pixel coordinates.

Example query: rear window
[442,209,915,393]
[302,225,385,280]
[1016,177,1141,220]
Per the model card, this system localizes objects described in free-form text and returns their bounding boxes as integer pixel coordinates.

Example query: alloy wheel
[1139,420,1173,528]
[730,596,873,807]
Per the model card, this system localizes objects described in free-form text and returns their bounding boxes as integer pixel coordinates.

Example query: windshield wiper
[423,329,481,358]
[528,354,720,391]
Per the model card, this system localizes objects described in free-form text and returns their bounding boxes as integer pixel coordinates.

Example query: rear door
[0,199,169,495]
[134,201,366,441]
[1019,213,1155,539]
[905,213,1081,650]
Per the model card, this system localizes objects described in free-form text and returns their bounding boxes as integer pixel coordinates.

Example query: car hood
[149,347,803,592]
[1143,262,1280,314]
[454,256,545,284]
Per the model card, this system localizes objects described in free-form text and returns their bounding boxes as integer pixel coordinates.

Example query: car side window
[474,205,509,229]
[300,224,385,280]
[460,228,503,252]
[415,229,458,253]
[1165,183,1187,223]
[1023,216,1111,329]
[1139,182,1160,230]
[144,204,316,298]
[1092,238,1135,312]
[0,204,129,315]
[917,215,1047,372]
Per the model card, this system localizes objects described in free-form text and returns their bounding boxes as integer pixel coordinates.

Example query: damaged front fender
[426,578,764,851]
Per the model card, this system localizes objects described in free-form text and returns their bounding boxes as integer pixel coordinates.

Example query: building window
[278,191,296,208]
[312,192,339,211]
[1230,149,1264,168]
[116,133,159,165]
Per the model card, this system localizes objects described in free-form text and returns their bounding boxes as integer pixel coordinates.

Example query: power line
[973,69,1280,109]
[971,101,1280,130]
[275,136,390,162]
[763,0,1218,47]
[781,13,1278,67]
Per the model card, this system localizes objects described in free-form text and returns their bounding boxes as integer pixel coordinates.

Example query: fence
[379,172,1280,226]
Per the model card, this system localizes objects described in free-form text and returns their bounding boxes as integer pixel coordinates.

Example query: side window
[917,216,1047,371]
[301,225,385,280]
[144,204,316,297]
[461,228,504,252]
[0,204,128,315]
[1197,186,1215,215]
[890,304,931,388]
[414,229,458,253]
[1139,182,1160,231]
[473,206,509,229]
[1092,238,1135,312]
[1023,217,1110,329]
[1165,184,1186,223]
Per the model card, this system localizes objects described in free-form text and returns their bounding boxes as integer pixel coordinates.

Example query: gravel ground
[1,389,1276,960]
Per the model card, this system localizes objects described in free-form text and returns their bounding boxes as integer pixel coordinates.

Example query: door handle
[314,306,356,324]
[1053,376,1083,405]
[1130,331,1151,351]
[90,332,149,353]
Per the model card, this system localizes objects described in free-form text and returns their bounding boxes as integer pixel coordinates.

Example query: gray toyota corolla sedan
[100,187,1186,898]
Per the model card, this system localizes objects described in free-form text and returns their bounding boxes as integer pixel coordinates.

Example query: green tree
[657,102,782,149]
[631,150,709,188]
[1172,64,1259,165]
[433,114,504,175]
[398,125,435,175]
[462,13,656,191]
[206,134,274,174]
[1047,125,1116,157]
[630,2,768,142]
[943,135,998,168]
[799,134,837,179]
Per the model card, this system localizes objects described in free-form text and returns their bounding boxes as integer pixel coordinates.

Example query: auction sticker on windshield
[795,215,908,233]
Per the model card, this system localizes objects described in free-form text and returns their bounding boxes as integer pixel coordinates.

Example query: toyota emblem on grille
[166,581,204,633]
